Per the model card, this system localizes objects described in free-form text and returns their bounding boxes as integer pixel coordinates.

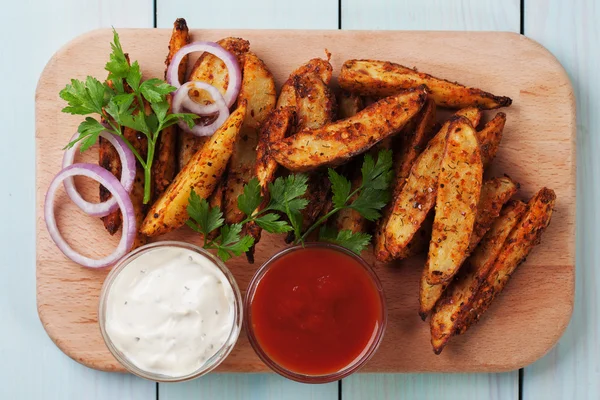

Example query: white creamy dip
[104,246,236,378]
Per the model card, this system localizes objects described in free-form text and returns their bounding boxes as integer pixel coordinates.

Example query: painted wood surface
[522,0,599,399]
[340,1,522,399]
[3,0,595,399]
[0,1,157,399]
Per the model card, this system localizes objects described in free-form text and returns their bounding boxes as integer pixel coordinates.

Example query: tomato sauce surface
[249,247,383,376]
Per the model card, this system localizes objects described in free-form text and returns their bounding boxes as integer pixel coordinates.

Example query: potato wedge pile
[101,19,555,354]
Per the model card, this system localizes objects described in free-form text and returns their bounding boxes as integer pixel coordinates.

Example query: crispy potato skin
[429,200,527,353]
[478,112,506,167]
[178,37,249,170]
[99,126,122,235]
[270,88,427,172]
[418,177,518,318]
[425,117,483,285]
[339,59,512,109]
[468,176,518,252]
[141,102,247,237]
[374,99,437,261]
[224,52,276,224]
[164,18,190,83]
[153,19,190,198]
[458,188,556,334]
[122,124,149,249]
[244,107,296,262]
[383,108,481,260]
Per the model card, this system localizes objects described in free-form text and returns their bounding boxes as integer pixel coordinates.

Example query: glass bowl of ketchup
[244,243,387,383]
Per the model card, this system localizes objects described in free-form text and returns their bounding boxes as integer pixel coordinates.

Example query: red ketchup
[247,246,385,377]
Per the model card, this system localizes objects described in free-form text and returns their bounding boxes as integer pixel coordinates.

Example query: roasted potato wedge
[457,188,556,334]
[419,177,519,318]
[178,37,249,170]
[468,176,518,252]
[429,200,527,353]
[244,106,296,262]
[270,87,427,172]
[165,18,190,83]
[224,52,276,224]
[478,112,506,167]
[339,59,512,109]
[99,117,122,235]
[425,117,483,285]
[383,108,481,259]
[373,98,437,262]
[153,19,190,198]
[141,101,247,237]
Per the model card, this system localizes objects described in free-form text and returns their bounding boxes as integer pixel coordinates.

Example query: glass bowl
[98,241,243,382]
[244,243,387,384]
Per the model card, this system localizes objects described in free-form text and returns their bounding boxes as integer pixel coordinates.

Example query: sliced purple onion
[172,81,225,116]
[44,163,136,268]
[62,131,136,217]
[166,41,241,108]
[173,82,230,137]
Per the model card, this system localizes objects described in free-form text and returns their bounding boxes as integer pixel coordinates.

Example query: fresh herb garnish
[186,150,393,261]
[59,29,196,203]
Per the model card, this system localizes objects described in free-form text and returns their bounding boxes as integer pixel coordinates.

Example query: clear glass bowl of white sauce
[98,241,243,382]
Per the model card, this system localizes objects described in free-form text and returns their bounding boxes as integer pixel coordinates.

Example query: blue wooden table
[1,0,595,398]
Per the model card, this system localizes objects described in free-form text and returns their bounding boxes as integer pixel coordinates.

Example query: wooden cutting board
[35,29,575,373]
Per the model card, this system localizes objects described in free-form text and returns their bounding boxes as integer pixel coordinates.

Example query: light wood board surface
[36,28,575,374]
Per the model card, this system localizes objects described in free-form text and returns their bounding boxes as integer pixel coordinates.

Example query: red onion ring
[44,163,136,268]
[172,81,224,116]
[62,131,136,217]
[173,82,230,137]
[166,41,241,108]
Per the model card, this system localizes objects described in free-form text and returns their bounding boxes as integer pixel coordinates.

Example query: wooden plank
[342,0,520,31]
[160,3,339,399]
[523,1,598,398]
[343,373,518,399]
[156,0,339,29]
[341,1,521,399]
[160,375,338,399]
[0,1,156,399]
[36,28,574,373]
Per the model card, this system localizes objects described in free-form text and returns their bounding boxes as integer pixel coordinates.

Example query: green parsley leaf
[186,189,224,237]
[349,187,390,221]
[328,168,352,209]
[237,177,263,217]
[105,93,135,123]
[140,78,176,103]
[120,112,150,136]
[268,174,309,241]
[59,77,107,115]
[268,174,309,214]
[64,117,105,152]
[126,61,142,92]
[254,213,292,233]
[105,28,129,89]
[318,226,372,255]
[361,149,394,191]
[151,100,170,125]
[215,224,255,262]
[162,113,196,130]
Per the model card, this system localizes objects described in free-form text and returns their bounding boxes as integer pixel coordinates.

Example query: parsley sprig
[186,175,308,261]
[186,150,393,261]
[59,29,196,203]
